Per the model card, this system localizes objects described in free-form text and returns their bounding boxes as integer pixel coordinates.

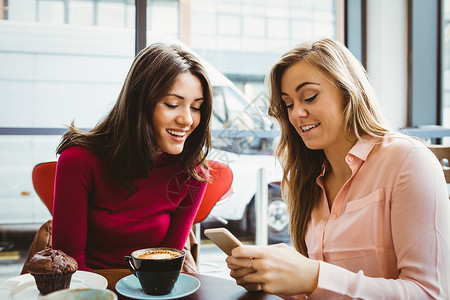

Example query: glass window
[190,0,338,53]
[125,2,135,28]
[191,13,216,35]
[315,0,335,10]
[242,4,264,15]
[218,14,241,35]
[0,0,135,224]
[148,0,179,35]
[97,1,126,27]
[291,20,314,40]
[443,0,450,128]
[0,0,341,226]
[8,0,37,21]
[69,0,94,25]
[294,0,314,9]
[218,2,241,14]
[191,0,215,13]
[217,36,242,50]
[38,1,65,24]
[267,18,289,38]
[241,37,265,51]
[265,6,289,18]
[243,16,265,37]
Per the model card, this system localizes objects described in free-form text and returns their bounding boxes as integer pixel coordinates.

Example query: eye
[305,94,317,102]
[165,103,178,109]
[191,106,201,112]
[281,95,293,109]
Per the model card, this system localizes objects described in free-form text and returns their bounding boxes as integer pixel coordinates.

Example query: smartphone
[204,227,243,256]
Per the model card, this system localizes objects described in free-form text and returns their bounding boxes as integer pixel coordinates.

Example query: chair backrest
[32,161,57,215]
[32,160,233,223]
[427,145,450,183]
[193,160,233,224]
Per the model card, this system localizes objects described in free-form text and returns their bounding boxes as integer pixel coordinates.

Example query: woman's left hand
[226,243,319,295]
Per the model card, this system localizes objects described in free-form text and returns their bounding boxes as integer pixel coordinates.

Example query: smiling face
[280,60,349,153]
[152,71,204,155]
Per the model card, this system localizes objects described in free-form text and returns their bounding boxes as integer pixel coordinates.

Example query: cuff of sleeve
[308,260,354,299]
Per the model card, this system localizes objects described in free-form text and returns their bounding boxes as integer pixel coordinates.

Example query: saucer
[0,271,108,300]
[115,273,200,300]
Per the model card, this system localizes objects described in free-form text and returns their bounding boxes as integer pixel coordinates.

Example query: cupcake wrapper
[31,271,75,295]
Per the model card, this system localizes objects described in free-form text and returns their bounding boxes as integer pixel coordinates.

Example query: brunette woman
[52,44,212,270]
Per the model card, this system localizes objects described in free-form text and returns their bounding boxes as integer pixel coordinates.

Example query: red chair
[31,160,233,222]
[32,161,57,215]
[194,160,233,224]
[29,159,233,272]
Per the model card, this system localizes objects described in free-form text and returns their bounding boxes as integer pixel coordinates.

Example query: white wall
[366,0,408,129]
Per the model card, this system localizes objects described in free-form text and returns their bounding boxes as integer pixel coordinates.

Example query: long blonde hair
[267,38,390,255]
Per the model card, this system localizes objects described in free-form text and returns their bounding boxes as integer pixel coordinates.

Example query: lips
[301,123,320,132]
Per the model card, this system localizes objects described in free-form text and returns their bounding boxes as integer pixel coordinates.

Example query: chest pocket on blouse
[324,188,386,261]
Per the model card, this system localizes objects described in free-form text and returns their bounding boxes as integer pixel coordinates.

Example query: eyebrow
[166,93,204,101]
[280,81,319,96]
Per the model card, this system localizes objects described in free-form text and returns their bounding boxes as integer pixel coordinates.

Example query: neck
[324,136,356,178]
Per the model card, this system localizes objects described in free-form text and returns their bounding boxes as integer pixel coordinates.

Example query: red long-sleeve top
[52,146,207,270]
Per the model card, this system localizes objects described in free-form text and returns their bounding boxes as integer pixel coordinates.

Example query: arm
[228,145,450,299]
[159,179,207,250]
[51,147,91,270]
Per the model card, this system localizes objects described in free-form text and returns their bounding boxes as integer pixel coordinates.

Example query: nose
[176,107,193,127]
[291,102,308,119]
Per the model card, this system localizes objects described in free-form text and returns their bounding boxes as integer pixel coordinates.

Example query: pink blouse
[305,134,450,299]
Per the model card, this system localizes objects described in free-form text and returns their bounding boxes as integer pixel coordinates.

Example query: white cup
[40,288,117,300]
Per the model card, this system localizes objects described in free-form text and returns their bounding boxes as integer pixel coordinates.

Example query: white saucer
[0,270,108,300]
[115,273,200,300]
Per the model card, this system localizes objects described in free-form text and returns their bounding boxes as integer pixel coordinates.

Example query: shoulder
[379,134,429,157]
[59,146,87,159]
[58,146,100,167]
[376,134,437,167]
[56,146,105,183]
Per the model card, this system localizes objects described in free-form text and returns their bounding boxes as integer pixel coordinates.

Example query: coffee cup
[124,247,185,295]
[41,288,117,300]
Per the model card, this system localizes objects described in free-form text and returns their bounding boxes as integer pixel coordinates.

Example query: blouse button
[347,156,354,163]
[332,213,338,219]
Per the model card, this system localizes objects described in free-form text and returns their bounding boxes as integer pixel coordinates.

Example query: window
[69,0,94,25]
[188,0,340,126]
[189,0,339,52]
[443,0,450,128]
[148,0,179,35]
[0,0,136,223]
[0,0,341,225]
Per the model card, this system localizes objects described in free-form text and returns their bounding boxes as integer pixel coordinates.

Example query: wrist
[306,259,319,293]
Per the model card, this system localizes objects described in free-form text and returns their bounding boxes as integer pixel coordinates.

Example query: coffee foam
[136,249,181,260]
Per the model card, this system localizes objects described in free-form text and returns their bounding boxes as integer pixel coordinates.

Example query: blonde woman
[226,38,450,299]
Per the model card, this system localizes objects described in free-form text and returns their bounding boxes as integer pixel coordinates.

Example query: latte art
[135,249,181,260]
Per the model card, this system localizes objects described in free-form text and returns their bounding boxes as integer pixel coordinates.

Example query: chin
[161,145,184,155]
[302,142,321,150]
[163,149,183,155]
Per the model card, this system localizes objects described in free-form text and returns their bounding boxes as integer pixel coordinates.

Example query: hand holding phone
[204,227,243,256]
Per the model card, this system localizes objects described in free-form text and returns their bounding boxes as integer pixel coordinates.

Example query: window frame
[407,0,443,128]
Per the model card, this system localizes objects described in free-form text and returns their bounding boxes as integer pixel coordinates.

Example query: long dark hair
[57,44,212,193]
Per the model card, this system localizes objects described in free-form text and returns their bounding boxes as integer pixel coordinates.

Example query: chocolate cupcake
[27,248,78,295]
